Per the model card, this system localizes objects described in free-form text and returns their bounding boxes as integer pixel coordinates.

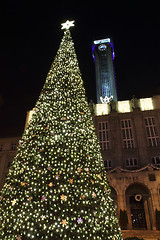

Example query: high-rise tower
[92,38,117,104]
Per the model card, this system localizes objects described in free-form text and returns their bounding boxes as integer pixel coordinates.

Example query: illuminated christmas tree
[0,20,123,240]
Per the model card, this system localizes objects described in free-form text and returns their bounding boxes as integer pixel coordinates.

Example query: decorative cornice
[107,164,160,174]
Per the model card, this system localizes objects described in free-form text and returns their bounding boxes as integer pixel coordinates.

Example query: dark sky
[0,2,160,137]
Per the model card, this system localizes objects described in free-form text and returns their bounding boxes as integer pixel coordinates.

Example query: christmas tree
[0,20,123,240]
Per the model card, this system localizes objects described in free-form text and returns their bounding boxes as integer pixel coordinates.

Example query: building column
[117,193,126,211]
[151,191,160,211]
[126,196,133,230]
[144,198,151,230]
[150,188,160,230]
[148,197,157,230]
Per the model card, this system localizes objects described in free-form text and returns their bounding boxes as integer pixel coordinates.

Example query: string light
[0,23,122,239]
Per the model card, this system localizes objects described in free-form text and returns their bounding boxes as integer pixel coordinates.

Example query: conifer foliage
[0,23,123,239]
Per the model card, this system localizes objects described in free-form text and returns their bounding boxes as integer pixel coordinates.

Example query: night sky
[0,2,160,137]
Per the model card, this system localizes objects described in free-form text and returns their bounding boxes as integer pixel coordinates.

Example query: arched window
[129,195,147,229]
[125,183,152,230]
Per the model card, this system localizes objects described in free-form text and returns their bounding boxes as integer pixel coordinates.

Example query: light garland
[0,22,122,239]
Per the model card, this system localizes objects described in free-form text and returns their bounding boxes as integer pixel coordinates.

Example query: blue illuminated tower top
[92,38,117,104]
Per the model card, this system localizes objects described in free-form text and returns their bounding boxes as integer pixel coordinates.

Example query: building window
[130,196,147,229]
[125,183,151,230]
[103,159,111,171]
[7,156,14,169]
[148,174,156,181]
[125,158,138,167]
[10,143,17,151]
[98,121,110,150]
[121,119,134,149]
[151,156,160,166]
[144,117,159,147]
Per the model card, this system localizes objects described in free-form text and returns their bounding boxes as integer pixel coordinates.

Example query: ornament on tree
[21,182,26,187]
[16,235,22,240]
[77,167,82,172]
[42,196,46,201]
[61,20,75,30]
[60,194,67,201]
[92,192,97,198]
[28,196,32,201]
[55,174,60,179]
[97,174,102,180]
[61,219,68,227]
[48,182,53,187]
[11,199,17,206]
[69,179,73,184]
[80,195,85,200]
[77,217,83,224]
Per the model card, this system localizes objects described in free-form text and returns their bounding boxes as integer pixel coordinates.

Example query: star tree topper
[61,20,75,30]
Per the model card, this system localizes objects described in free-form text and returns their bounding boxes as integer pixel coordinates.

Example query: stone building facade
[0,95,160,239]
[92,95,160,239]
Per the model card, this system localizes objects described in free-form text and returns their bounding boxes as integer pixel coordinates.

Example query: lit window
[103,159,112,171]
[125,158,138,167]
[151,156,160,166]
[118,101,131,113]
[95,104,109,116]
[121,119,135,149]
[144,117,159,147]
[98,121,110,150]
[140,98,153,111]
